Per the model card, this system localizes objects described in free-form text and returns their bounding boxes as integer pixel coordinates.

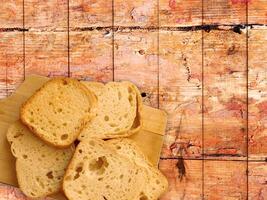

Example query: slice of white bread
[78,81,142,140]
[63,138,146,200]
[20,78,97,147]
[107,139,168,200]
[6,121,74,198]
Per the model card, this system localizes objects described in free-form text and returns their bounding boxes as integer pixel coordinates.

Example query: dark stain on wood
[176,158,186,181]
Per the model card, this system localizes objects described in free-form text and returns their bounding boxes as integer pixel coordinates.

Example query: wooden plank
[69,0,112,28]
[0,0,23,28]
[248,28,267,161]
[24,0,68,31]
[203,29,247,160]
[25,32,68,76]
[159,159,202,200]
[248,0,267,24]
[159,0,202,27]
[0,32,24,98]
[204,160,247,200]
[248,162,267,200]
[203,0,246,25]
[159,30,202,159]
[69,30,113,82]
[114,0,158,27]
[114,29,158,107]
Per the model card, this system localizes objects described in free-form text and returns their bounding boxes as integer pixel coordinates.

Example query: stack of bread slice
[6,77,168,200]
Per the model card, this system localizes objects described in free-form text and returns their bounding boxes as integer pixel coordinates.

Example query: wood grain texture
[204,160,247,200]
[0,32,24,97]
[0,0,23,28]
[114,29,158,107]
[203,30,247,160]
[69,0,112,28]
[203,0,246,25]
[159,30,202,159]
[248,28,267,161]
[25,32,68,76]
[159,0,202,27]
[248,162,267,200]
[159,159,202,200]
[114,0,158,27]
[24,0,68,31]
[248,0,267,24]
[69,30,113,82]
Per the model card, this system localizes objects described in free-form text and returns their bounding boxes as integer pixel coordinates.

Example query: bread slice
[6,121,74,198]
[20,77,97,147]
[78,81,142,140]
[107,139,168,200]
[63,138,146,200]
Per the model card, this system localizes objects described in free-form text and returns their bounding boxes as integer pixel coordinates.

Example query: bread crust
[20,77,97,148]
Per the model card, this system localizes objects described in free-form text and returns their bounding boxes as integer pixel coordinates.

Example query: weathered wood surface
[159,30,202,159]
[114,0,158,27]
[25,32,68,76]
[69,30,113,82]
[203,0,246,25]
[204,161,247,200]
[69,0,112,28]
[159,0,202,27]
[0,0,23,28]
[25,0,68,31]
[203,29,247,160]
[248,162,267,200]
[0,32,24,98]
[248,28,267,161]
[1,0,267,199]
[114,29,158,107]
[159,159,203,200]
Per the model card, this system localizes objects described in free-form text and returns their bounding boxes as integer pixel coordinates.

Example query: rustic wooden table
[0,0,266,199]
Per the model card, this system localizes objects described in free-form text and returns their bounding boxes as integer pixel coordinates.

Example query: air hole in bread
[156,179,160,184]
[128,95,133,102]
[82,185,86,189]
[124,113,128,118]
[119,174,123,179]
[23,154,28,159]
[79,149,82,153]
[128,87,133,93]
[30,118,34,123]
[104,116,109,121]
[63,122,67,126]
[62,80,68,85]
[30,111,33,115]
[128,178,132,183]
[57,108,63,113]
[140,194,148,200]
[98,177,103,181]
[118,91,122,100]
[89,140,95,146]
[46,171,54,179]
[109,123,118,127]
[74,163,83,180]
[13,132,23,138]
[61,134,68,140]
[89,156,109,175]
[53,133,56,137]
[65,175,72,181]
[116,145,121,150]
[106,185,110,189]
[30,192,36,196]
[48,188,52,192]
[49,102,53,106]
[41,154,45,158]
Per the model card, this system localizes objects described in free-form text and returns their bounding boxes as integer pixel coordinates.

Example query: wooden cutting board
[0,75,167,200]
